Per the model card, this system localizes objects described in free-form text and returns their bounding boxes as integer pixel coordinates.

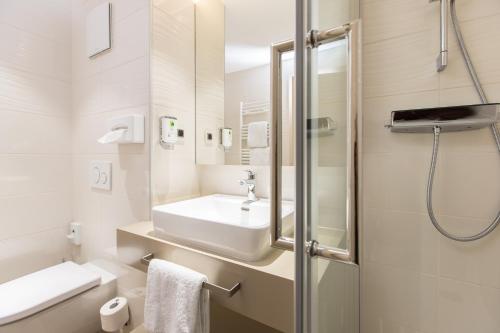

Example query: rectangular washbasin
[152,194,294,261]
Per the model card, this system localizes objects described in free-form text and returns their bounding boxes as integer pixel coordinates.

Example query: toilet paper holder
[141,253,241,298]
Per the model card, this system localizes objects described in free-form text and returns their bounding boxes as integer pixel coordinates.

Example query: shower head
[387,103,499,133]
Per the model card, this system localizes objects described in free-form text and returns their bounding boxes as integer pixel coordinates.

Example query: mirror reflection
[195,0,294,165]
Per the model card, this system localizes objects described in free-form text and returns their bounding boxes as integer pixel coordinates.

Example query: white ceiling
[223,0,294,73]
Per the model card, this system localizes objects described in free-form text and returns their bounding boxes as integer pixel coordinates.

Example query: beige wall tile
[0,111,72,154]
[364,209,438,275]
[452,0,500,22]
[361,0,500,332]
[0,192,72,241]
[100,57,150,112]
[0,67,71,116]
[150,0,201,206]
[439,14,500,90]
[195,0,225,165]
[362,262,438,333]
[0,228,70,283]
[439,215,500,288]
[0,155,72,197]
[0,23,71,82]
[0,0,72,44]
[432,152,499,219]
[0,1,73,279]
[363,153,391,209]
[362,0,437,44]
[197,164,296,202]
[438,278,500,333]
[363,31,439,98]
[71,0,151,262]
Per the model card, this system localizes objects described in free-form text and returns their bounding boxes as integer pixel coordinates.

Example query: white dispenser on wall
[66,222,81,246]
[98,115,145,144]
[220,127,232,151]
[160,116,178,149]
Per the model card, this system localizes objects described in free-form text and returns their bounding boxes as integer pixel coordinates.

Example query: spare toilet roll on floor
[100,296,129,332]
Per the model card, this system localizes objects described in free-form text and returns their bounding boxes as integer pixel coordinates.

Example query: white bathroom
[1,0,499,332]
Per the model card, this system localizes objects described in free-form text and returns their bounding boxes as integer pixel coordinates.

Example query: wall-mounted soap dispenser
[220,127,232,151]
[98,115,144,144]
[67,222,81,246]
[160,116,178,149]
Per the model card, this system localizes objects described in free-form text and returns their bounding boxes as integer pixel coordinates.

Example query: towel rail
[140,253,241,298]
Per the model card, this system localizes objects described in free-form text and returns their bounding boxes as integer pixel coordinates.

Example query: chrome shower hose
[450,0,500,150]
[425,0,500,242]
[427,126,500,241]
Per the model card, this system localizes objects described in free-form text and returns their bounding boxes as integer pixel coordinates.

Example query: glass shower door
[271,1,360,332]
[301,1,360,331]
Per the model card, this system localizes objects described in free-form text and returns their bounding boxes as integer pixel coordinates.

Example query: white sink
[152,194,294,261]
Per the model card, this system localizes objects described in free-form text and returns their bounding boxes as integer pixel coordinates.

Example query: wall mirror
[194,0,294,165]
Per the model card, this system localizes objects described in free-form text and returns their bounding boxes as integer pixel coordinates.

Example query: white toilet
[0,261,117,333]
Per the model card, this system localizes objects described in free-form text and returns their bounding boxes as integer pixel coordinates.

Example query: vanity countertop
[118,221,294,280]
[117,221,294,333]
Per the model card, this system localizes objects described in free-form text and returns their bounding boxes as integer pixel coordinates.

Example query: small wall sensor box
[160,116,178,147]
[220,127,232,151]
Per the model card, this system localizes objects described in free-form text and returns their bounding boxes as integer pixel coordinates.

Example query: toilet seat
[0,261,101,326]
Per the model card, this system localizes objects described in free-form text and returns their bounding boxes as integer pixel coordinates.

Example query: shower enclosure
[271,0,360,332]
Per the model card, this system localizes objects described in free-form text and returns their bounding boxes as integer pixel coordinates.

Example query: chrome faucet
[239,169,258,211]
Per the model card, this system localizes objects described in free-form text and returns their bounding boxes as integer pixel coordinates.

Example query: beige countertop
[118,221,294,280]
[117,222,294,332]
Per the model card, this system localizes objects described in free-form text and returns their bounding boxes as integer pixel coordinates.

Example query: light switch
[90,161,112,191]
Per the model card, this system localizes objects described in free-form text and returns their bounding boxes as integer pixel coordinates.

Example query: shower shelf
[385,103,499,133]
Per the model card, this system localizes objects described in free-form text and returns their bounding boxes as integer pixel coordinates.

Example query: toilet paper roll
[98,128,127,144]
[100,297,129,332]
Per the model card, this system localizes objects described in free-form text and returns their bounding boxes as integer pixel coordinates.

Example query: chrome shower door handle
[303,21,359,264]
[270,39,295,251]
[270,21,360,264]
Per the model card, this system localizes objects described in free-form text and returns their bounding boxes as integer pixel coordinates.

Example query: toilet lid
[0,261,101,326]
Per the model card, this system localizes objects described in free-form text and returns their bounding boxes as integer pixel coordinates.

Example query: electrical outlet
[90,160,112,190]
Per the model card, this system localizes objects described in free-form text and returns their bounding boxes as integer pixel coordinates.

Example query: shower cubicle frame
[270,0,362,331]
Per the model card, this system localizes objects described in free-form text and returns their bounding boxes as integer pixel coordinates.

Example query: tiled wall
[198,165,296,201]
[71,0,151,261]
[195,0,225,165]
[150,0,201,206]
[0,0,72,283]
[361,0,500,332]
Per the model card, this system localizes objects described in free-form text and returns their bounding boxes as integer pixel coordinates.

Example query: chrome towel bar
[140,253,241,298]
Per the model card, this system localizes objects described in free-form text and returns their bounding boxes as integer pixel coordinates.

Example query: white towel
[144,259,209,333]
[250,147,270,165]
[247,121,268,148]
